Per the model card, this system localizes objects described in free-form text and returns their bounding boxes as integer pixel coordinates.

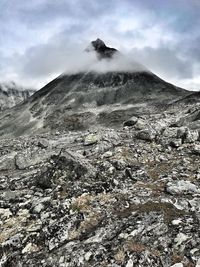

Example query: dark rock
[123,116,138,127]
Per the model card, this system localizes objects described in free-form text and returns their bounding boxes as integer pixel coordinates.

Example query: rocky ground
[0,103,200,267]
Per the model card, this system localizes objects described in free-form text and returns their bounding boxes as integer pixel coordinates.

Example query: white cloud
[0,0,199,91]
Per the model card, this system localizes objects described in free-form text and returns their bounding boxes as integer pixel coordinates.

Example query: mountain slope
[0,39,192,136]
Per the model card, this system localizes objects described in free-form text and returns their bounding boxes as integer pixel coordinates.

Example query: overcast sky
[0,0,200,90]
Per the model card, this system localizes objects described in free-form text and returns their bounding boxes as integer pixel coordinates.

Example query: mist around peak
[61,39,148,76]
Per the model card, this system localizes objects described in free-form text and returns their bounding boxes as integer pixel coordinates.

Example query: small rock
[123,116,138,127]
[185,129,199,143]
[134,119,146,130]
[84,251,92,261]
[0,152,16,171]
[59,256,65,264]
[163,127,177,138]
[38,139,48,149]
[170,263,183,267]
[84,134,99,146]
[126,259,133,267]
[174,233,189,246]
[102,151,113,158]
[2,234,21,248]
[22,243,39,254]
[171,219,182,225]
[0,208,12,220]
[177,127,187,139]
[32,203,44,214]
[196,259,200,267]
[136,128,157,142]
[192,144,200,155]
[170,139,182,148]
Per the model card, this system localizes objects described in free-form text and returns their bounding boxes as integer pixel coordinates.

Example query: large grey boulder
[166,180,200,195]
[136,127,157,142]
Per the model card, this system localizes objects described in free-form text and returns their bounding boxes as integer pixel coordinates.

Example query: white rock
[196,259,200,267]
[33,203,44,214]
[171,219,182,225]
[185,129,199,143]
[190,248,199,255]
[59,256,65,264]
[170,263,183,267]
[167,180,200,195]
[0,208,12,220]
[108,166,115,174]
[84,251,92,261]
[163,127,177,138]
[22,243,39,254]
[84,134,99,146]
[134,119,146,130]
[102,151,113,158]
[126,259,133,267]
[174,233,189,246]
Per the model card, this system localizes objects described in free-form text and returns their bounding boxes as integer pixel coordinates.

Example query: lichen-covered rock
[84,134,99,146]
[184,129,199,143]
[166,180,200,195]
[0,152,16,171]
[136,127,157,141]
[15,148,49,170]
[162,127,178,138]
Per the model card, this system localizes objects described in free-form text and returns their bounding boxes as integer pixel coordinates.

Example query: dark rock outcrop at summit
[86,38,118,59]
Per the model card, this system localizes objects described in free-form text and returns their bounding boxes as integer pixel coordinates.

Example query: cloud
[0,0,200,90]
[130,46,193,79]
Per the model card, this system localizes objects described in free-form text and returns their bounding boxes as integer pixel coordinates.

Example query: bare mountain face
[0,82,35,110]
[0,39,193,137]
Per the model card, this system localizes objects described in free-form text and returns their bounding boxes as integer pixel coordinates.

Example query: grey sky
[0,0,200,90]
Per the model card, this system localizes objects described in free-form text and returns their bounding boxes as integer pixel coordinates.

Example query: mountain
[0,82,35,110]
[1,40,200,267]
[0,39,192,137]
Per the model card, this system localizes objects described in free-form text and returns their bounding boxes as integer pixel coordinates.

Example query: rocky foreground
[0,103,200,267]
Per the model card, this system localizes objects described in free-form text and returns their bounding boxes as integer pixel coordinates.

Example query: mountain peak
[91,38,106,50]
[86,38,118,59]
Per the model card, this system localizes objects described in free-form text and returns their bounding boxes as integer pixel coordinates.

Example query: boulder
[15,148,49,170]
[123,116,138,127]
[84,134,99,146]
[166,180,200,195]
[184,129,199,143]
[0,152,16,171]
[136,128,157,142]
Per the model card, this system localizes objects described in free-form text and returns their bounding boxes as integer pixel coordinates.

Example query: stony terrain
[0,101,200,267]
[1,39,200,266]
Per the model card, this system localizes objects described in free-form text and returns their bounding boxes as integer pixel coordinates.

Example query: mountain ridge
[0,82,35,110]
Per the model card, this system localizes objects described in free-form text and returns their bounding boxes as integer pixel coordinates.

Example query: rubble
[0,107,200,266]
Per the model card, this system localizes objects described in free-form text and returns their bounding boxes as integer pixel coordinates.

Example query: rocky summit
[86,38,118,59]
[0,40,200,267]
